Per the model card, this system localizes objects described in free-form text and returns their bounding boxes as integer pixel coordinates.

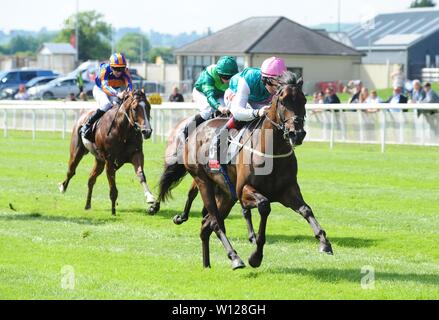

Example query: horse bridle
[265,88,306,140]
[122,95,150,132]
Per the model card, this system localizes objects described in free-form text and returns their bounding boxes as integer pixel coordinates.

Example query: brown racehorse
[59,89,157,216]
[158,72,333,269]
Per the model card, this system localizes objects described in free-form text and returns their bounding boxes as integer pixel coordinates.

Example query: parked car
[0,69,58,92]
[129,70,165,94]
[27,76,94,100]
[0,75,59,99]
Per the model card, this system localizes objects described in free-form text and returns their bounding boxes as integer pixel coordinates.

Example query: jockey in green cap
[183,56,239,139]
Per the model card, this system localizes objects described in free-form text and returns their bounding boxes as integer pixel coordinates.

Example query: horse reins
[107,94,150,136]
[265,95,305,140]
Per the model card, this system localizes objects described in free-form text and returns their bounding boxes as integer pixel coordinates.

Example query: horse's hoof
[147,202,159,215]
[248,252,263,268]
[320,243,334,255]
[232,258,246,270]
[84,204,91,210]
[173,215,188,225]
[58,183,65,194]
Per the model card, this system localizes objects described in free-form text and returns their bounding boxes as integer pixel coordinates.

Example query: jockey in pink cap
[208,57,287,171]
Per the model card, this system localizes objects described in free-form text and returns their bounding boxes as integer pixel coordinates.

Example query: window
[183,55,212,84]
[20,71,37,82]
[4,72,20,83]
[62,79,76,86]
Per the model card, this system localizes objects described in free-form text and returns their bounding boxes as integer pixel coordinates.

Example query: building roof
[175,16,362,57]
[348,8,439,50]
[39,43,77,55]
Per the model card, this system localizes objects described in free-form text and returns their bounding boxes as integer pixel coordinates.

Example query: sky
[0,0,428,34]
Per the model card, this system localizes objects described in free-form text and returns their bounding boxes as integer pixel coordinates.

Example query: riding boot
[81,109,105,139]
[208,123,229,172]
[183,114,206,140]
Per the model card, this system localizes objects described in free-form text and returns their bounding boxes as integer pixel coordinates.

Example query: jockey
[208,56,287,171]
[81,53,133,139]
[183,56,239,139]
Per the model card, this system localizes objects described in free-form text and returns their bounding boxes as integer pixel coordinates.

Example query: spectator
[368,90,383,104]
[386,86,408,104]
[323,87,341,104]
[409,80,425,103]
[348,80,362,103]
[168,86,184,102]
[14,84,29,100]
[365,90,382,113]
[79,92,88,101]
[76,72,84,94]
[421,82,439,103]
[391,65,406,90]
[359,87,369,103]
[386,86,407,112]
[312,91,324,104]
[88,71,96,83]
[66,93,77,101]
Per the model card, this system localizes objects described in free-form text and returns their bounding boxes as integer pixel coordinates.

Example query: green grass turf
[0,131,438,299]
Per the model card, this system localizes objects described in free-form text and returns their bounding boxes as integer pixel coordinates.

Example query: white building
[37,43,77,75]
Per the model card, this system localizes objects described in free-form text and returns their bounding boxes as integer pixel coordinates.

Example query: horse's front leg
[105,163,118,216]
[131,152,158,214]
[280,183,333,255]
[241,184,271,268]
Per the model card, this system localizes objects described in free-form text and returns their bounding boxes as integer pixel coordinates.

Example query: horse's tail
[158,162,188,202]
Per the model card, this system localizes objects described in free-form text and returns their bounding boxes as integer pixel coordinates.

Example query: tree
[410,0,436,7]
[0,32,56,55]
[8,35,39,54]
[116,33,150,63]
[56,11,112,61]
[147,47,174,64]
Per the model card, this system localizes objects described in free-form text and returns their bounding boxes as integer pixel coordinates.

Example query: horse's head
[122,89,153,139]
[269,71,307,147]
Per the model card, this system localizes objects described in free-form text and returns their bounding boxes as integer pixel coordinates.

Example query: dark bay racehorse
[59,89,156,215]
[158,72,333,269]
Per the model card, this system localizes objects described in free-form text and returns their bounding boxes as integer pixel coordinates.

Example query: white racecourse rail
[0,100,438,152]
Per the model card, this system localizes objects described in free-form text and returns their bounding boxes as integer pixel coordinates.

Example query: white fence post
[380,109,386,153]
[62,110,67,139]
[330,110,335,149]
[3,109,7,138]
[358,110,364,143]
[32,110,36,140]
[399,111,405,144]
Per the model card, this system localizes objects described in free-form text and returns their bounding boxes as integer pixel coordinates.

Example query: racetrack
[0,131,438,299]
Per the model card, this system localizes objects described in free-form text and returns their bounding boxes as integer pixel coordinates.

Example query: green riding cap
[216,56,239,76]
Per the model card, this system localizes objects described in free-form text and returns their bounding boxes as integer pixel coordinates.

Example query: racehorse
[158,71,333,269]
[59,89,157,216]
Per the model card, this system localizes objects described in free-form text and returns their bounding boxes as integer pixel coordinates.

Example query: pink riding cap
[261,57,287,78]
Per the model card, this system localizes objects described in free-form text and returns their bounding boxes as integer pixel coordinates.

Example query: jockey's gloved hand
[117,92,125,100]
[218,106,229,114]
[258,106,270,117]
